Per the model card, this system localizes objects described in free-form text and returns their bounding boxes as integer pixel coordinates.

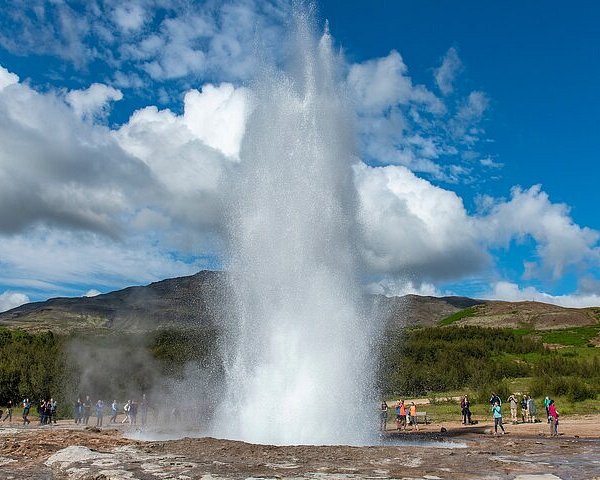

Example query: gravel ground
[1,417,599,480]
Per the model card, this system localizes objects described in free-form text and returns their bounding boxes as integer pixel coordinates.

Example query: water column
[215,13,375,445]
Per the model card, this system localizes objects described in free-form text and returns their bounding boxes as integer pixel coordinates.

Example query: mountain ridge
[1,271,598,333]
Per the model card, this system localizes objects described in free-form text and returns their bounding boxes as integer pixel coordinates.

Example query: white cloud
[114,82,251,236]
[0,10,598,308]
[66,83,124,120]
[182,83,251,160]
[479,185,600,279]
[354,163,489,281]
[434,47,462,96]
[0,1,94,66]
[347,50,491,180]
[354,165,600,297]
[0,66,255,297]
[348,50,444,115]
[449,91,489,144]
[0,291,30,313]
[84,289,102,297]
[366,277,441,297]
[0,69,153,236]
[0,65,19,91]
[480,156,503,168]
[488,281,600,308]
[0,1,288,84]
[0,227,200,297]
[113,3,147,32]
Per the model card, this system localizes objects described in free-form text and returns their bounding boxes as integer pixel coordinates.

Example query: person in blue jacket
[492,401,506,435]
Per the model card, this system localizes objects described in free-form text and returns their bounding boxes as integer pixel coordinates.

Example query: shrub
[530,375,597,402]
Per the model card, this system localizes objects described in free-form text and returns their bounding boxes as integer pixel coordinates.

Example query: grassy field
[387,385,600,423]
[382,321,600,416]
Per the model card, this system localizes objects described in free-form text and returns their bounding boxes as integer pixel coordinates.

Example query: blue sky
[0,0,599,310]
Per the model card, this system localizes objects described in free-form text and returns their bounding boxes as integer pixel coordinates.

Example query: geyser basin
[211,11,376,445]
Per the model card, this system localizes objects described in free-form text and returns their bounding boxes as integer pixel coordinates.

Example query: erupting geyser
[211,11,376,446]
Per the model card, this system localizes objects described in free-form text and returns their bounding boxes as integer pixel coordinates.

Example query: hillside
[1,270,599,333]
[0,271,479,333]
[444,301,600,331]
[0,271,227,332]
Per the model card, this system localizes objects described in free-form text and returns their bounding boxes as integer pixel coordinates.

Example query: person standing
[548,400,559,436]
[399,400,407,431]
[110,400,118,423]
[489,392,501,406]
[130,400,138,425]
[492,401,505,435]
[520,395,528,423]
[409,402,419,431]
[39,399,47,424]
[95,400,104,427]
[461,395,472,425]
[50,398,57,424]
[2,400,13,423]
[527,396,537,423]
[22,399,31,425]
[83,396,92,425]
[380,401,388,431]
[544,396,551,423]
[74,398,82,424]
[507,394,518,424]
[122,400,132,424]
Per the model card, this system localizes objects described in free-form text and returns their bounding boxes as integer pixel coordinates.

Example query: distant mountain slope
[1,271,598,333]
[0,271,227,332]
[454,300,600,330]
[371,294,484,330]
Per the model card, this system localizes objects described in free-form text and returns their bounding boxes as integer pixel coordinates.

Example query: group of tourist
[0,398,61,426]
[380,393,561,437]
[506,393,537,424]
[73,394,150,427]
[489,392,560,436]
[0,394,151,428]
[380,399,420,432]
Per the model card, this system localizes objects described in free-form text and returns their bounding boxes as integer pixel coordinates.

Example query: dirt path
[0,416,599,479]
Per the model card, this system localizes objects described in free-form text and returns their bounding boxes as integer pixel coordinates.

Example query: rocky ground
[1,417,599,480]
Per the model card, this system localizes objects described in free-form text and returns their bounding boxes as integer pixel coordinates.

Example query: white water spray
[213,12,375,445]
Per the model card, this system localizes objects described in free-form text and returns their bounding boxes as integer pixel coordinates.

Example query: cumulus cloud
[488,281,600,308]
[84,289,102,297]
[434,47,462,96]
[0,65,254,297]
[182,83,250,159]
[354,165,600,297]
[0,291,30,313]
[0,63,250,243]
[66,83,124,121]
[114,82,251,238]
[354,163,489,281]
[0,65,19,90]
[479,185,600,279]
[0,67,154,236]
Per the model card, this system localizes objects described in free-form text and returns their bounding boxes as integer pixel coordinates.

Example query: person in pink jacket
[548,400,559,436]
